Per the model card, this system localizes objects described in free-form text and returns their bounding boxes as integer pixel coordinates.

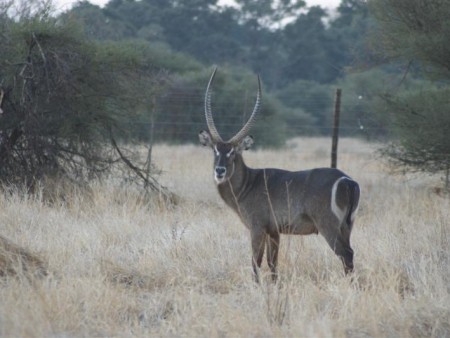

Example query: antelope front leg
[251,229,266,283]
[266,232,280,282]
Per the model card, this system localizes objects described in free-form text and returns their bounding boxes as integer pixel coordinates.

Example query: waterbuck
[199,68,360,282]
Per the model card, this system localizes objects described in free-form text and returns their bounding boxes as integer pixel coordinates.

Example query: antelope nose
[215,167,226,176]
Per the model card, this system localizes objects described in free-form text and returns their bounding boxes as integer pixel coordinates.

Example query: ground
[0,138,448,337]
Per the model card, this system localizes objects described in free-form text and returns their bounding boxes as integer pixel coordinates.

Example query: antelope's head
[199,67,261,184]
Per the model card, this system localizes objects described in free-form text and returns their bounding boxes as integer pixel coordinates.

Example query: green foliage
[235,0,306,29]
[61,1,133,40]
[337,68,394,138]
[203,68,288,147]
[276,80,331,135]
[282,7,333,84]
[0,11,164,187]
[329,0,372,71]
[381,88,450,177]
[60,0,378,143]
[67,0,369,89]
[6,0,417,159]
[368,0,450,183]
[154,67,291,147]
[368,0,450,79]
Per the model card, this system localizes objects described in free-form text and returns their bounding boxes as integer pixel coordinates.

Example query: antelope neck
[217,153,252,209]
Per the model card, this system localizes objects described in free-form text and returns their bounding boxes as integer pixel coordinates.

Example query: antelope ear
[199,130,214,147]
[237,135,254,152]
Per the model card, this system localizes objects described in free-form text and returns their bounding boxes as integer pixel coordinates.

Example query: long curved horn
[228,75,262,144]
[204,67,223,142]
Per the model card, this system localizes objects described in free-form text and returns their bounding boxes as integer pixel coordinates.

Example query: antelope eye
[226,150,234,158]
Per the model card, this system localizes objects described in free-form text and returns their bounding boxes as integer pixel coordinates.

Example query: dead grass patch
[0,235,48,279]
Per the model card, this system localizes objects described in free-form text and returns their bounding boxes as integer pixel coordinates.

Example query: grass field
[0,138,449,337]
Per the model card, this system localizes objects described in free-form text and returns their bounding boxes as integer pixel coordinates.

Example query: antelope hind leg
[320,226,354,275]
[331,237,354,274]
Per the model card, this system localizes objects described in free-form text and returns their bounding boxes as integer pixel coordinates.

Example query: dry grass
[0,137,449,337]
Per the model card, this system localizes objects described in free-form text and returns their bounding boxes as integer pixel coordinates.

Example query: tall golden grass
[0,138,448,337]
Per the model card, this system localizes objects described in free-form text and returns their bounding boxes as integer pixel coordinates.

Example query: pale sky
[54,0,341,14]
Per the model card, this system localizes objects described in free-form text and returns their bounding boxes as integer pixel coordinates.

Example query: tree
[368,0,450,186]
[281,6,335,84]
[155,67,293,147]
[0,3,174,199]
[62,0,384,142]
[381,88,450,186]
[276,80,330,135]
[369,0,450,78]
[328,0,371,74]
[337,69,394,139]
[235,0,305,29]
[62,1,134,40]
